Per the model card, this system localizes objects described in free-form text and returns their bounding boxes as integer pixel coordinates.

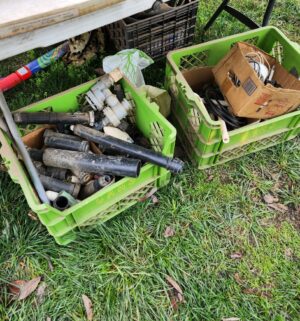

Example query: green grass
[0,1,300,320]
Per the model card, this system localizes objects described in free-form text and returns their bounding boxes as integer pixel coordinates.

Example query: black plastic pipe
[44,135,90,152]
[71,125,184,174]
[13,112,93,125]
[39,174,81,198]
[43,148,141,178]
[34,161,68,180]
[43,129,82,141]
[27,147,44,162]
[53,195,70,211]
[79,175,113,199]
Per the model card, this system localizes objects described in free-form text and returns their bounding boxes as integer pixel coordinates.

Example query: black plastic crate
[107,0,199,59]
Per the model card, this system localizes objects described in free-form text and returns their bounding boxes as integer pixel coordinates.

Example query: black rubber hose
[44,136,90,152]
[13,112,92,125]
[71,125,184,174]
[43,148,141,178]
[39,174,81,198]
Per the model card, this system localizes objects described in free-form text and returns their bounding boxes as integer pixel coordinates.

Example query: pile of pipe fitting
[13,70,184,211]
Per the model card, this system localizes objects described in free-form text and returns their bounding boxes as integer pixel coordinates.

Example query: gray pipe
[0,92,49,204]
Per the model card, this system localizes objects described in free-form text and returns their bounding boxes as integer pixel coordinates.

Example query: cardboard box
[213,42,300,119]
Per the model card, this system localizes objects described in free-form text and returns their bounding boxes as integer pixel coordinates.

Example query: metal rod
[0,92,49,204]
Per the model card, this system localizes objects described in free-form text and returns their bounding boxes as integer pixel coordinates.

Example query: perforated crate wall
[107,0,199,59]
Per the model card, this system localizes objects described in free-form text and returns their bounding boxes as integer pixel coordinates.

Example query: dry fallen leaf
[222,318,240,321]
[82,294,93,321]
[9,280,26,297]
[27,210,38,221]
[166,275,184,310]
[166,276,183,296]
[164,226,175,238]
[151,194,159,204]
[10,277,41,300]
[36,282,47,304]
[285,248,293,258]
[46,317,51,321]
[230,252,243,259]
[267,203,289,213]
[263,194,278,204]
[233,273,243,285]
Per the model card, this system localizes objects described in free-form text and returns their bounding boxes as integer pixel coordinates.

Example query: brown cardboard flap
[213,42,300,119]
[182,67,214,92]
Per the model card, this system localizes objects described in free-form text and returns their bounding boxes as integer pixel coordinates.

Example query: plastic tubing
[71,125,184,174]
[43,148,141,178]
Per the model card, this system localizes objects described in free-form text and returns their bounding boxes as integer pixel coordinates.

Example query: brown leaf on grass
[285,248,293,258]
[8,280,26,297]
[222,318,240,321]
[166,275,184,310]
[233,273,243,285]
[82,294,93,321]
[46,317,51,321]
[9,277,41,300]
[242,288,272,298]
[166,276,183,296]
[230,252,243,260]
[207,174,214,182]
[268,203,289,213]
[36,282,47,304]
[151,194,159,204]
[164,226,175,238]
[263,194,278,204]
[27,210,38,221]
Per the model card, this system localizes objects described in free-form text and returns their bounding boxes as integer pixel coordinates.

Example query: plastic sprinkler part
[52,191,78,211]
[44,135,90,152]
[94,89,133,129]
[79,175,114,199]
[43,129,82,142]
[34,161,68,180]
[13,111,95,126]
[70,169,93,184]
[43,148,141,178]
[39,174,81,198]
[45,191,59,202]
[71,125,185,174]
[103,126,134,143]
[84,70,123,111]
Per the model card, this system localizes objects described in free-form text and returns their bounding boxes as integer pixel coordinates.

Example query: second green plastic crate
[165,26,300,169]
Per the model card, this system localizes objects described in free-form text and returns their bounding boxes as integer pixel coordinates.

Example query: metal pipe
[44,135,90,152]
[43,148,141,178]
[39,174,81,198]
[0,92,49,204]
[71,125,184,174]
[13,111,95,126]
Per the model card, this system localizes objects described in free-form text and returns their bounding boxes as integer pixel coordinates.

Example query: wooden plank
[0,0,169,60]
[0,0,123,39]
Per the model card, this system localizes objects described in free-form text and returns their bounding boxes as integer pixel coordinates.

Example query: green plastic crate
[165,26,300,169]
[0,78,176,245]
